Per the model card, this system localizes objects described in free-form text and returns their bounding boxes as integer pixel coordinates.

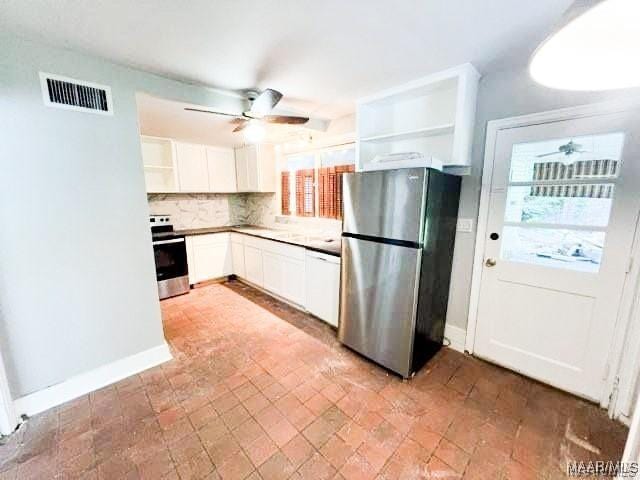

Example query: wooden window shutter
[335,164,355,220]
[318,167,327,217]
[318,164,354,219]
[328,167,338,218]
[281,171,290,215]
[296,169,315,217]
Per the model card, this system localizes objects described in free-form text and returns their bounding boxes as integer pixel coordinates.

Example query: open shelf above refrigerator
[356,63,479,173]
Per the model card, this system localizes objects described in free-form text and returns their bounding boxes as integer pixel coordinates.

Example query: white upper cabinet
[207,146,237,193]
[141,136,178,193]
[175,142,209,192]
[141,136,274,193]
[356,63,480,172]
[235,145,250,192]
[235,144,276,192]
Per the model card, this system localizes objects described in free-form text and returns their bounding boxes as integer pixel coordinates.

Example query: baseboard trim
[14,342,172,417]
[444,324,467,353]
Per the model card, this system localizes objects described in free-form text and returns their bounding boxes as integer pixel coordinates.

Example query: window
[296,169,315,216]
[280,145,355,220]
[500,132,625,273]
[318,165,355,219]
[281,171,290,215]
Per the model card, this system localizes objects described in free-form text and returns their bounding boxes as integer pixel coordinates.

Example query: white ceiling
[1,0,572,119]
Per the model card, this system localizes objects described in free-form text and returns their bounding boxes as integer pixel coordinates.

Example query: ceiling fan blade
[536,152,560,157]
[184,107,242,118]
[232,119,250,132]
[262,115,309,125]
[249,89,283,116]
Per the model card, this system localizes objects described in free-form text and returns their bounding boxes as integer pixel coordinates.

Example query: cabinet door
[282,257,305,306]
[245,145,260,192]
[244,245,263,286]
[256,144,276,192]
[262,252,284,296]
[231,241,245,278]
[305,254,340,326]
[176,143,209,192]
[235,147,249,192]
[188,234,232,283]
[207,147,237,192]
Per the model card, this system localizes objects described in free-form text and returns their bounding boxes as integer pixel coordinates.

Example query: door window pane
[504,185,614,227]
[508,132,625,183]
[500,226,605,273]
[498,131,624,273]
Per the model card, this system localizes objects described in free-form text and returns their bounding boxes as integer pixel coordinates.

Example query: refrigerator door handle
[342,232,421,249]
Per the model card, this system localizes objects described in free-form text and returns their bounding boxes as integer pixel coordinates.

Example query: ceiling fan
[184,88,309,133]
[536,140,587,158]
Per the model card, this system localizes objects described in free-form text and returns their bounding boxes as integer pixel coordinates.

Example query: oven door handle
[153,238,185,246]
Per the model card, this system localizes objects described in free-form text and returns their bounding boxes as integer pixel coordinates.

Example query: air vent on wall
[39,72,113,115]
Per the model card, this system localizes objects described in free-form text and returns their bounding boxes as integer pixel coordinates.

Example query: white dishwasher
[305,250,341,327]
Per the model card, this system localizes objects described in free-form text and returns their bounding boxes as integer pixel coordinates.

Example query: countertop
[175,225,342,257]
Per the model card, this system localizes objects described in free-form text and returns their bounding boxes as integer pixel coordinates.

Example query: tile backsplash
[147,193,276,229]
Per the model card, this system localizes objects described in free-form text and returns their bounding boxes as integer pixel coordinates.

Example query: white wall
[445,64,640,331]
[0,34,244,398]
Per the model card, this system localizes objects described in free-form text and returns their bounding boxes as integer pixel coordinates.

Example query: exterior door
[474,111,640,401]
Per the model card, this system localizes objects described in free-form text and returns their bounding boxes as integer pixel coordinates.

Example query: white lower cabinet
[230,234,245,278]
[261,241,306,306]
[282,256,306,306]
[186,233,232,284]
[305,250,341,327]
[262,251,285,295]
[244,245,264,287]
[187,232,339,319]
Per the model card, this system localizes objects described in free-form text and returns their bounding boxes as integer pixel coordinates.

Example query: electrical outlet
[457,218,473,233]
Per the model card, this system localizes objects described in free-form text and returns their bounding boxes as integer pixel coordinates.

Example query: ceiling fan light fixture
[530,0,640,91]
[243,121,266,144]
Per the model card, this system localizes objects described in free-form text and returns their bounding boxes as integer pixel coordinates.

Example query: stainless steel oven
[150,215,189,299]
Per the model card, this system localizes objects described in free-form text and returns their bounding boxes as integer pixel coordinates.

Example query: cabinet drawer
[260,240,305,260]
[189,232,230,246]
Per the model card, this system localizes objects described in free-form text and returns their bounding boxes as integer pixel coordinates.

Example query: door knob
[485,258,497,267]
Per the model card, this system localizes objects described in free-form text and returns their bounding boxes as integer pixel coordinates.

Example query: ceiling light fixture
[243,121,266,144]
[530,0,640,91]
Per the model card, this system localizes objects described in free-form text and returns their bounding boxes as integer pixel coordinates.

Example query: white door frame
[465,98,640,414]
[0,349,18,436]
[622,393,640,471]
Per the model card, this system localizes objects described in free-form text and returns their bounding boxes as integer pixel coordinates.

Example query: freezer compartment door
[338,237,421,377]
[342,168,427,243]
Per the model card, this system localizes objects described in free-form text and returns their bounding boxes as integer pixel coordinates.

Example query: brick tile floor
[0,280,628,479]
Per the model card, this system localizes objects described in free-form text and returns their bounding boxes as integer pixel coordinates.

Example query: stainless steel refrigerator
[338,167,461,378]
